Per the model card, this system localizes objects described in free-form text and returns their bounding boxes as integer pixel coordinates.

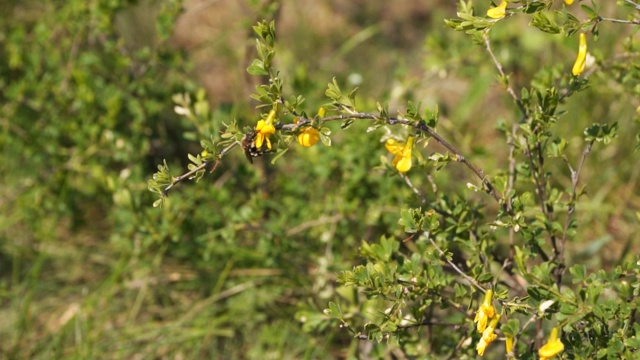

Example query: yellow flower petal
[385,136,414,173]
[505,335,514,354]
[572,33,587,76]
[474,290,495,332]
[564,0,574,4]
[254,118,276,150]
[476,331,497,356]
[385,139,404,155]
[539,328,565,360]
[487,1,508,19]
[297,127,320,147]
[255,133,265,149]
[476,315,500,356]
[265,108,276,125]
[395,155,412,173]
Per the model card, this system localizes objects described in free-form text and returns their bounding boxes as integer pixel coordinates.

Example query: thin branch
[350,319,469,342]
[506,124,518,256]
[624,0,640,11]
[558,140,594,263]
[397,320,468,330]
[163,111,505,208]
[282,113,506,208]
[599,17,640,25]
[163,141,238,195]
[484,32,553,261]
[400,172,429,204]
[483,33,527,120]
[509,313,538,358]
[425,231,486,293]
[399,172,451,218]
[535,140,559,258]
[285,214,344,236]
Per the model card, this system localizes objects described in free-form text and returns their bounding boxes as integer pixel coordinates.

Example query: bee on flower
[254,108,277,150]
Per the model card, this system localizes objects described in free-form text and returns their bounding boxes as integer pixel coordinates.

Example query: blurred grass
[1,0,639,358]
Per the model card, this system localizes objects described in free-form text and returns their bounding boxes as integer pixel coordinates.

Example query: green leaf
[570,264,587,283]
[341,118,354,130]
[270,148,288,164]
[247,59,268,76]
[531,12,560,34]
[398,208,418,233]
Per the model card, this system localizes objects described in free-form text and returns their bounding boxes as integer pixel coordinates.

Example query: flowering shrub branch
[148,3,640,358]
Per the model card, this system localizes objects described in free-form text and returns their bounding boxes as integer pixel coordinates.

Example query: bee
[241,130,271,163]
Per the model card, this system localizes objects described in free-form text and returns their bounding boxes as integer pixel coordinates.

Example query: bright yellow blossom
[572,33,588,76]
[564,0,574,4]
[385,136,414,173]
[539,327,565,360]
[255,109,277,149]
[476,315,501,356]
[505,334,514,355]
[474,289,495,333]
[297,127,320,147]
[487,1,508,19]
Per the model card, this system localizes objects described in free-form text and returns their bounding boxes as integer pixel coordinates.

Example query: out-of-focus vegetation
[2,0,639,359]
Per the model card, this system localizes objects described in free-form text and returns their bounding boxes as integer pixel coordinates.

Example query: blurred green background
[1,0,638,358]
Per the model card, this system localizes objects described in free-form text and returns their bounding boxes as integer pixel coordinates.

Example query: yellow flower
[572,33,587,76]
[385,136,414,173]
[487,1,508,19]
[476,315,500,356]
[539,327,565,360]
[564,0,574,4]
[255,109,277,149]
[297,126,320,147]
[505,334,514,355]
[474,289,495,333]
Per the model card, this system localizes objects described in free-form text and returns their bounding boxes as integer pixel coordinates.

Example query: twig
[624,0,640,11]
[425,231,487,293]
[400,172,429,204]
[599,17,640,25]
[509,313,538,358]
[163,111,505,208]
[506,124,518,256]
[483,33,527,120]
[523,142,552,262]
[397,320,468,330]
[351,319,469,342]
[414,120,505,206]
[484,33,551,261]
[399,172,451,218]
[282,113,506,208]
[285,214,344,236]
[558,140,594,263]
[163,141,238,195]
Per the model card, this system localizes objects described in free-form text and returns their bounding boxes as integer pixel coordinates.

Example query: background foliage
[1,0,639,359]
